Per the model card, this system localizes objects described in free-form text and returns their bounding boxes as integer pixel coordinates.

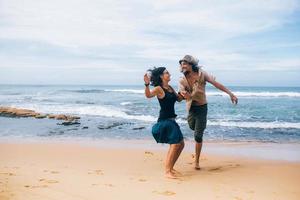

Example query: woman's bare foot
[195,162,201,170]
[165,171,178,179]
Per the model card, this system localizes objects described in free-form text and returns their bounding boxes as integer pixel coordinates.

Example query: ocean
[0,84,300,143]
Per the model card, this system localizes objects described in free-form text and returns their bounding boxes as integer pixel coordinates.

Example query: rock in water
[132,126,146,130]
[98,122,126,129]
[58,121,81,126]
[0,107,80,122]
[35,114,47,119]
[0,107,40,118]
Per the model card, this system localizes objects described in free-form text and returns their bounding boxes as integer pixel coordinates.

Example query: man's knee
[188,119,195,131]
[194,131,204,143]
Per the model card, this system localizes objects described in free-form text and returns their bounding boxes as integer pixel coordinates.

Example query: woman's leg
[171,140,184,174]
[165,144,180,179]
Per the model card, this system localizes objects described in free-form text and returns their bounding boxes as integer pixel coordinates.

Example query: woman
[144,67,185,179]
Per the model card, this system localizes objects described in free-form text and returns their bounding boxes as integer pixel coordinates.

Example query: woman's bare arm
[144,74,162,98]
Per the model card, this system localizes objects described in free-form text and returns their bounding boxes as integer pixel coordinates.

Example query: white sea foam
[207,91,300,97]
[9,104,300,129]
[120,101,133,106]
[207,121,300,129]
[104,89,300,97]
[104,89,144,94]
[12,104,157,122]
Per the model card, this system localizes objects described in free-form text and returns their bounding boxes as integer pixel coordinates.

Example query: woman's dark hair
[148,67,166,87]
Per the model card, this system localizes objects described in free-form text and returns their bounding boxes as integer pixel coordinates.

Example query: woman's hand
[230,94,238,104]
[144,73,150,85]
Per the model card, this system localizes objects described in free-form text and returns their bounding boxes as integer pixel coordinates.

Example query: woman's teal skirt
[151,119,183,144]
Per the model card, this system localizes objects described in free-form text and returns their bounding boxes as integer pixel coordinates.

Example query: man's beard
[183,70,190,76]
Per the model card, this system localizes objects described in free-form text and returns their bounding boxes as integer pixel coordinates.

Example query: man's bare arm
[178,78,192,100]
[205,73,238,104]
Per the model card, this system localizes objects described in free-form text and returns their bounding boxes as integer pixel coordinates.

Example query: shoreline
[1,138,300,162]
[0,141,299,200]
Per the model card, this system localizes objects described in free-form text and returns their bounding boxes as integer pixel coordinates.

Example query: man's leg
[193,104,207,170]
[195,141,202,170]
[194,132,203,170]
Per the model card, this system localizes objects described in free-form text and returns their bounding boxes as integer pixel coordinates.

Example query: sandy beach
[0,140,299,200]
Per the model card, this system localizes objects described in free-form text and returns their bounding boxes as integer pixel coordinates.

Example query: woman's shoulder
[154,86,165,99]
[153,86,164,95]
[153,86,163,91]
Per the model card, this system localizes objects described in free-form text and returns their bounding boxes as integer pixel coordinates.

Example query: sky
[0,0,300,86]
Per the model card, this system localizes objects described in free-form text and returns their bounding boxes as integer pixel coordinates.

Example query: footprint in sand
[138,178,147,182]
[145,151,154,155]
[0,172,16,176]
[43,170,60,174]
[39,179,59,184]
[208,166,223,172]
[234,197,243,200]
[23,179,59,188]
[92,183,114,187]
[31,185,49,188]
[153,190,176,196]
[104,183,114,187]
[24,184,48,189]
[88,170,104,175]
[208,164,240,172]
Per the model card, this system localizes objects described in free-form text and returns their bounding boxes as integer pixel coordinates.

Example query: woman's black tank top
[157,87,177,121]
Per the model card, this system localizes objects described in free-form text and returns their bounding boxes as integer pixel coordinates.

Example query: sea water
[0,85,299,144]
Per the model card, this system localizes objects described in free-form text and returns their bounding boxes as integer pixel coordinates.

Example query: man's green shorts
[187,104,208,143]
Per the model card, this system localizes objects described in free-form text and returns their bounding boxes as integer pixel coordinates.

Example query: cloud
[0,0,299,85]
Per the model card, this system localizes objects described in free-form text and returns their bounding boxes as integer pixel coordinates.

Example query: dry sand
[0,141,299,200]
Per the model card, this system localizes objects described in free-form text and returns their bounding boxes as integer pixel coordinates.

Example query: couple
[144,55,238,179]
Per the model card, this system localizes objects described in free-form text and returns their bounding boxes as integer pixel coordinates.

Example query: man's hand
[180,91,191,100]
[230,94,238,105]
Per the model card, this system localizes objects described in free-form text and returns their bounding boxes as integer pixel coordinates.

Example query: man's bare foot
[171,169,182,176]
[195,162,201,170]
[165,171,178,179]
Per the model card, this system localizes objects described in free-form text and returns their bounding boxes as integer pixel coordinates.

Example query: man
[178,55,238,170]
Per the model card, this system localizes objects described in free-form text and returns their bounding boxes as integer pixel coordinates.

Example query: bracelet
[144,83,150,87]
